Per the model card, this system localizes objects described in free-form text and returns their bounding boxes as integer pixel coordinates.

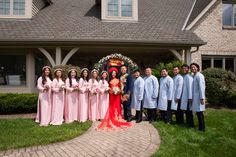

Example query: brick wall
[190,0,236,69]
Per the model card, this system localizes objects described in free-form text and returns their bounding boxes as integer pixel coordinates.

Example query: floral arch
[94,53,138,72]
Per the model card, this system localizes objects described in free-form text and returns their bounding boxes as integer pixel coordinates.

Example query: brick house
[0,0,235,93]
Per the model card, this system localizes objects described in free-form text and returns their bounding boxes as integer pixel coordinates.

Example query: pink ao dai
[88,79,99,121]
[65,78,79,123]
[78,78,89,122]
[51,78,65,125]
[36,76,52,126]
[98,80,109,120]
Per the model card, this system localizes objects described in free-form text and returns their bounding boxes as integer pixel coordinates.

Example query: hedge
[202,68,236,108]
[0,93,38,114]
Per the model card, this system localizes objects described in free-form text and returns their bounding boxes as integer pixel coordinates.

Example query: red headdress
[108,67,118,74]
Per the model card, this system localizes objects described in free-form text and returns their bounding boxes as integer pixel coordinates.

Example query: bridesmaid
[65,69,79,123]
[36,66,53,126]
[88,69,100,121]
[98,71,110,120]
[51,68,65,125]
[78,68,89,122]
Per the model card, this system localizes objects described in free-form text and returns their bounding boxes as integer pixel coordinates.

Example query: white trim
[0,0,32,19]
[55,47,61,65]
[38,48,55,66]
[101,0,138,22]
[182,0,197,30]
[61,48,79,65]
[185,0,217,30]
[169,49,182,61]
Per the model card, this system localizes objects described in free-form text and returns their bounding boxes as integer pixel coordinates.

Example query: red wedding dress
[97,78,132,130]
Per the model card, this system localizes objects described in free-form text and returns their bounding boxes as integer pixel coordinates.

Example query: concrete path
[0,121,160,157]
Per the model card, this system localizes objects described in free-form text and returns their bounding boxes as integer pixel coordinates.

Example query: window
[0,0,10,15]
[102,0,138,21]
[121,0,132,17]
[0,55,26,86]
[223,1,236,26]
[202,58,211,70]
[0,0,25,16]
[107,0,132,17]
[202,56,236,73]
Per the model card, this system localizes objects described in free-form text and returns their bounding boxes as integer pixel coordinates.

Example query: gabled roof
[0,0,206,46]
[186,0,213,27]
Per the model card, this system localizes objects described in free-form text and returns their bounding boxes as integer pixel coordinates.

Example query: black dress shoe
[127,118,132,122]
[136,119,142,123]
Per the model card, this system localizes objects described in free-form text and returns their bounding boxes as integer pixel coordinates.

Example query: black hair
[181,64,190,69]
[101,72,109,82]
[81,69,89,82]
[109,70,118,82]
[91,71,99,83]
[161,68,168,72]
[173,66,180,69]
[190,63,200,71]
[54,70,63,82]
[41,67,52,85]
[68,70,78,87]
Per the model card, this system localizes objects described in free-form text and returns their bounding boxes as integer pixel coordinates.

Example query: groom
[120,65,133,122]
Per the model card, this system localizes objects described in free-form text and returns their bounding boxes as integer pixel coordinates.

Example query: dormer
[0,0,52,19]
[101,0,138,22]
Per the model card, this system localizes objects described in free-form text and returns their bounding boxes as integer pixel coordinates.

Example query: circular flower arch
[94,53,138,71]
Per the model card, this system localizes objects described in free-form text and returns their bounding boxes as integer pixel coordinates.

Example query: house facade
[0,0,235,93]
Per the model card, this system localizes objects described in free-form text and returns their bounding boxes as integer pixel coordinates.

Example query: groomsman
[171,66,184,124]
[190,63,206,131]
[120,65,133,122]
[131,68,145,123]
[158,68,173,124]
[143,67,159,123]
[180,64,194,128]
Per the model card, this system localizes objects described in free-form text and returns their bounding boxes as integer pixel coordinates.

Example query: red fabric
[108,67,118,74]
[97,79,132,130]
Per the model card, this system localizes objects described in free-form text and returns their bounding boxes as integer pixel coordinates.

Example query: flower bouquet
[112,87,120,95]
[60,83,65,90]
[44,83,50,92]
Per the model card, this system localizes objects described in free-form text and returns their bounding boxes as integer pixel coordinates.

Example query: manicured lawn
[152,109,236,157]
[0,119,92,151]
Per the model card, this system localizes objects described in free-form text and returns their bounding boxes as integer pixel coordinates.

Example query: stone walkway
[0,121,160,157]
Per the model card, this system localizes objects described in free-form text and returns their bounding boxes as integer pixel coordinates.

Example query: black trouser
[147,108,156,122]
[135,101,143,121]
[196,111,205,131]
[184,103,194,128]
[175,101,184,124]
[123,96,132,120]
[160,101,172,123]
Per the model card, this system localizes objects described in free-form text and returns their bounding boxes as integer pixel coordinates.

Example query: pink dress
[88,79,99,121]
[65,78,79,123]
[98,80,109,120]
[51,78,65,125]
[78,78,89,122]
[36,76,52,126]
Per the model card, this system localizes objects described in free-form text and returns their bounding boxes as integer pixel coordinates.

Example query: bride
[97,67,132,130]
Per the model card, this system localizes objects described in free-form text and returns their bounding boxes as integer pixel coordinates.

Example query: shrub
[0,93,38,114]
[52,64,81,81]
[152,60,184,78]
[202,68,236,107]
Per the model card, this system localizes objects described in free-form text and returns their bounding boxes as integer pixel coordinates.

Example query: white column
[56,47,62,65]
[26,51,35,93]
[211,57,214,68]
[222,57,226,70]
[185,49,191,65]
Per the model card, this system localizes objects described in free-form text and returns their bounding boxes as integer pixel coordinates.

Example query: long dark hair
[42,68,52,85]
[81,69,89,82]
[109,71,118,82]
[101,72,109,82]
[54,70,63,82]
[91,71,99,83]
[68,70,78,87]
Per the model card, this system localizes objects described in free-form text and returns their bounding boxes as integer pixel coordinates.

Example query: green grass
[0,119,92,151]
[152,109,236,157]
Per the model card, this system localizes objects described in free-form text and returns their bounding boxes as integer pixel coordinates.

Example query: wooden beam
[169,49,182,61]
[38,48,55,66]
[61,48,79,65]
